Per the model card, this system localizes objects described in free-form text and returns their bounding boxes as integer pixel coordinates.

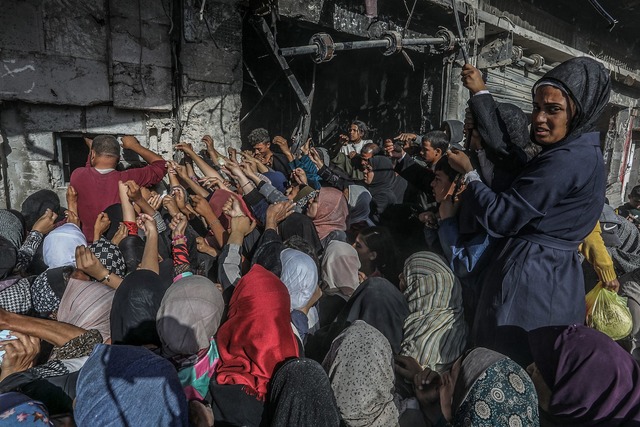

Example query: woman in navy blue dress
[449,57,611,365]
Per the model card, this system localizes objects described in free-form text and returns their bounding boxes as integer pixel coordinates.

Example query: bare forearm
[168,172,180,187]
[282,150,294,162]
[130,143,163,164]
[180,175,209,198]
[203,212,226,247]
[228,230,245,246]
[134,198,157,217]
[1,312,85,347]
[119,195,136,222]
[140,233,160,274]
[191,153,223,179]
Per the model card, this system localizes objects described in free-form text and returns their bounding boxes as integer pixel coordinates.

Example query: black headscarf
[278,213,322,256]
[118,235,145,274]
[476,102,536,171]
[306,277,409,361]
[366,156,398,218]
[268,358,341,427]
[0,236,16,280]
[103,204,123,240]
[110,269,170,347]
[251,229,285,277]
[532,57,611,144]
[20,190,61,231]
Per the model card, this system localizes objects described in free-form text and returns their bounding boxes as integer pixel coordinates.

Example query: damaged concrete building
[1,0,639,209]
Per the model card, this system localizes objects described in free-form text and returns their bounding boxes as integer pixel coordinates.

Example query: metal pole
[279,37,449,57]
[519,55,553,73]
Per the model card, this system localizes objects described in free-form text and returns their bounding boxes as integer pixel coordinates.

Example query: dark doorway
[240,17,444,156]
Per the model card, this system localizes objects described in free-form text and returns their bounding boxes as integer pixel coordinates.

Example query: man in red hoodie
[70,135,166,241]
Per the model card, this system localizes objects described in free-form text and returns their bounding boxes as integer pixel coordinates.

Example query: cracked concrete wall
[0,0,242,209]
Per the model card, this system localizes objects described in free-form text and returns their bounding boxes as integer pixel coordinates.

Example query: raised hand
[266,201,295,227]
[120,135,140,150]
[171,186,187,211]
[75,245,109,280]
[222,196,245,218]
[136,213,157,235]
[202,135,215,151]
[196,236,219,257]
[199,176,229,191]
[394,133,417,143]
[0,332,40,382]
[460,63,487,94]
[292,168,308,186]
[65,209,81,227]
[111,222,128,246]
[124,180,143,202]
[93,212,111,240]
[32,208,58,235]
[148,194,163,211]
[230,215,256,237]
[169,212,188,238]
[309,148,324,169]
[66,185,78,213]
[227,147,239,163]
[191,194,215,218]
[447,149,473,174]
[162,194,180,217]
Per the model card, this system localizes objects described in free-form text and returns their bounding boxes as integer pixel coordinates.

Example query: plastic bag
[585,282,633,341]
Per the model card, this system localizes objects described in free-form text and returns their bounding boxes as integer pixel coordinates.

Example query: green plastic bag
[585,282,633,341]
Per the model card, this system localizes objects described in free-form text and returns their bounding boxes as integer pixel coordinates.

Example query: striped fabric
[400,251,467,373]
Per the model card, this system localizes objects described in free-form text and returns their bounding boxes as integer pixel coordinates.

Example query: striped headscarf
[400,251,467,372]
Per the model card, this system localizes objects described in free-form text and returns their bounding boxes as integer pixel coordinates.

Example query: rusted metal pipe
[279,30,457,63]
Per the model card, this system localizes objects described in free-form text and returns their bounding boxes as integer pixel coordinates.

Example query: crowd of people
[0,56,639,426]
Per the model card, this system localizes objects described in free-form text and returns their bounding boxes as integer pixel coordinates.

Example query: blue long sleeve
[438,217,494,278]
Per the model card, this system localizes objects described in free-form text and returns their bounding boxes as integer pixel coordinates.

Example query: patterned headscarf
[0,392,51,425]
[400,252,467,372]
[452,348,539,426]
[0,210,24,250]
[322,320,399,427]
[89,237,127,278]
[269,358,341,427]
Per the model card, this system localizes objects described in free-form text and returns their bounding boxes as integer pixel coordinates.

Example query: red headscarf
[312,187,348,240]
[208,189,255,230]
[215,265,299,400]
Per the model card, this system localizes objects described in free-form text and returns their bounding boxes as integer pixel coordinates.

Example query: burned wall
[0,0,242,209]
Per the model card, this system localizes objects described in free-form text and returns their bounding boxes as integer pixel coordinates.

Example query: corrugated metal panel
[486,66,538,114]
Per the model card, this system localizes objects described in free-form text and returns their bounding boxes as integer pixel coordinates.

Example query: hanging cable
[451,0,469,64]
[587,0,618,31]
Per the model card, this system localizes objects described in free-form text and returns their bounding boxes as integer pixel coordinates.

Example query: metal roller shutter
[485,65,538,114]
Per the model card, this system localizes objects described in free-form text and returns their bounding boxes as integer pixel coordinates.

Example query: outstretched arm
[121,135,163,164]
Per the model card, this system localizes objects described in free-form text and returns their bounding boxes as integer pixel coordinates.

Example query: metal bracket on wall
[476,33,514,69]
[249,16,313,154]
[475,33,553,74]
